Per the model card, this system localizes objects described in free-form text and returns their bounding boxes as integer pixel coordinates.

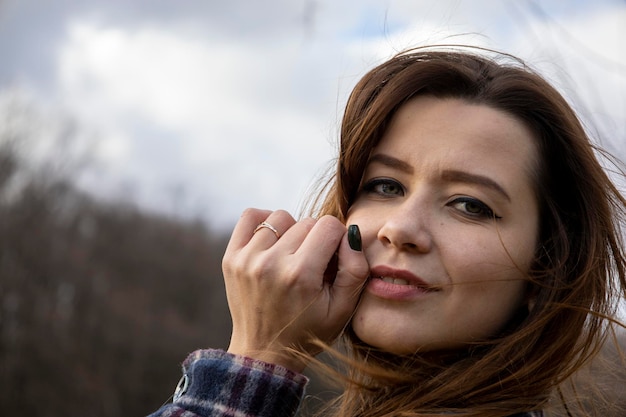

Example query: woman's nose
[377,200,433,253]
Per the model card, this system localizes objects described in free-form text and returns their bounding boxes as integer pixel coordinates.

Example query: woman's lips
[366,266,437,300]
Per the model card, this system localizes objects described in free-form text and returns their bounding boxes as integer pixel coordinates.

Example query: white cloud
[56,21,344,226]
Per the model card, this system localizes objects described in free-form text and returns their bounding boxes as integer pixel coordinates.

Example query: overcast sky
[0,0,624,230]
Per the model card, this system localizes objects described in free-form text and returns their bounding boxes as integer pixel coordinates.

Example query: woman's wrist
[226,344,309,373]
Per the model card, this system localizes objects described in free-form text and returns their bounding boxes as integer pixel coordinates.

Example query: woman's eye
[450,197,501,220]
[362,178,404,197]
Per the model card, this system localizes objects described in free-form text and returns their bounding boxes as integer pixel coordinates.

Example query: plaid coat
[147,349,543,417]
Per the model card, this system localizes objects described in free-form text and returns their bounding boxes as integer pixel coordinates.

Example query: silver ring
[253,221,280,239]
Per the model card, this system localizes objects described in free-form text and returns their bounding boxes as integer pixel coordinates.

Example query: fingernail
[348,225,362,251]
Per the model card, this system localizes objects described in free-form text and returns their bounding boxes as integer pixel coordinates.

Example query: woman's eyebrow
[441,169,511,202]
[367,154,511,202]
[367,153,414,174]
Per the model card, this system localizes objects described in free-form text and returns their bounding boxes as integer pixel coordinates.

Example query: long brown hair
[311,46,626,416]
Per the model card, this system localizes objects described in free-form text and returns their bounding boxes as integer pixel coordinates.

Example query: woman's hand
[223,208,369,372]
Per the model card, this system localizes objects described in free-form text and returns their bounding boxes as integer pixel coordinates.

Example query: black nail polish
[348,224,362,251]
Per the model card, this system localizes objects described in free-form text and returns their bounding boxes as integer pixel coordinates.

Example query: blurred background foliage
[0,98,232,415]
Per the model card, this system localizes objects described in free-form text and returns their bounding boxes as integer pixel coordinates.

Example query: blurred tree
[0,99,232,416]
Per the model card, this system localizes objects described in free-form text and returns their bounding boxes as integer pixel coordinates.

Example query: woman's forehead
[375,97,538,165]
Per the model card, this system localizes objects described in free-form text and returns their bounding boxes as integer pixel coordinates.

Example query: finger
[294,215,346,273]
[247,210,296,250]
[271,217,317,254]
[226,208,272,253]
[330,226,370,311]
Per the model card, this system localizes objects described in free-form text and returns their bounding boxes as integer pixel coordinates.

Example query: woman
[149,47,626,417]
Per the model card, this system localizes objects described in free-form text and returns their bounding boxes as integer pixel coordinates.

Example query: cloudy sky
[0,0,624,230]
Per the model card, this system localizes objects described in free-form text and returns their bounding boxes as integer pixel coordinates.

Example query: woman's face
[347,96,540,354]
